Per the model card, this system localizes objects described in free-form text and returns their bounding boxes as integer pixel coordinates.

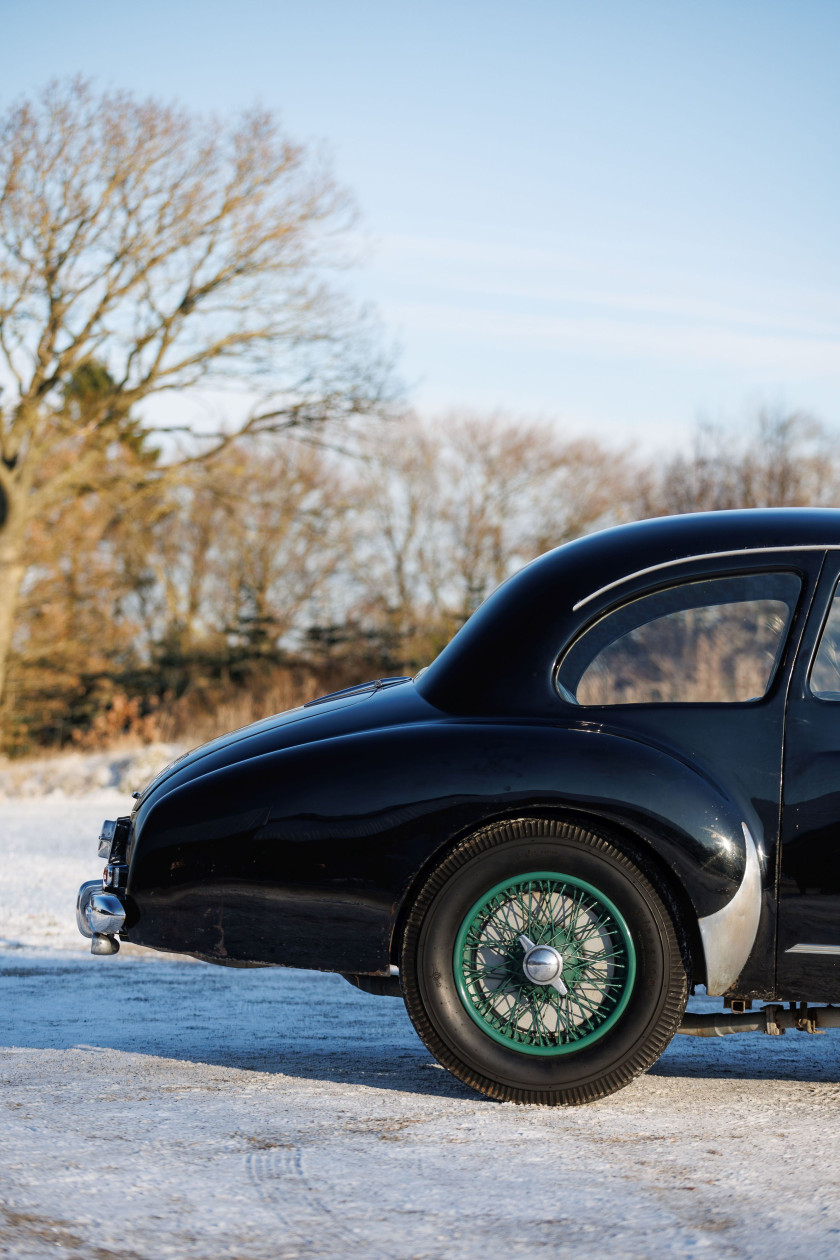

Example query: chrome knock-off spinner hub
[520,935,567,994]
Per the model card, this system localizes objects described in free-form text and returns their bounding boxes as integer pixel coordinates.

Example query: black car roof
[416,508,840,716]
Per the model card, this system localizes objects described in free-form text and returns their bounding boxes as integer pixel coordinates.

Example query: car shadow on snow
[0,955,475,1101]
[2,955,839,1096]
[653,1032,840,1083]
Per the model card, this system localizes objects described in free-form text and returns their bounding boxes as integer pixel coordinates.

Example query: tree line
[5,404,836,753]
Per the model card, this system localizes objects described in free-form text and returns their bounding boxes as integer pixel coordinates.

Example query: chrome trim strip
[572,544,834,612]
[785,943,840,956]
[697,822,762,995]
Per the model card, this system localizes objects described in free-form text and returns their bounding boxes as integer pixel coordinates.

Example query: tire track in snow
[246,1141,396,1259]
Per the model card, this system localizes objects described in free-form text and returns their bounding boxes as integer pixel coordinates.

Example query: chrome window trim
[572,544,836,612]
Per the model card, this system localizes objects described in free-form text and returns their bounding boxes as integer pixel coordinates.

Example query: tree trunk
[0,524,27,740]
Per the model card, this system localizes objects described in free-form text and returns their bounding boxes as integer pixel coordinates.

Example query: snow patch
[0,742,186,799]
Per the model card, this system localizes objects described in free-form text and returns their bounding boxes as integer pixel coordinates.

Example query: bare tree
[349,413,631,671]
[439,413,629,619]
[348,423,448,661]
[151,440,351,658]
[0,78,393,718]
[640,408,839,517]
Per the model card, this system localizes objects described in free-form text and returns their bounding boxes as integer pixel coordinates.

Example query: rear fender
[127,721,763,989]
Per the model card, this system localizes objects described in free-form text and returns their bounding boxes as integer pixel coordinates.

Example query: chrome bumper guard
[76,880,126,955]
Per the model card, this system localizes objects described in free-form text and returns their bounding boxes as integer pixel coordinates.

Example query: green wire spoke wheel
[453,872,636,1056]
[401,819,688,1106]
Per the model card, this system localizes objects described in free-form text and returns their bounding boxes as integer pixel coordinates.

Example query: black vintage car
[77,509,840,1104]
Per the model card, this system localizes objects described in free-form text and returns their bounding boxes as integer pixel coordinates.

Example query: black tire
[400,818,689,1105]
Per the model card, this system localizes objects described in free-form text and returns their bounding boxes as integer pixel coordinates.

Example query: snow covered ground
[2,760,840,1259]
[0,743,183,802]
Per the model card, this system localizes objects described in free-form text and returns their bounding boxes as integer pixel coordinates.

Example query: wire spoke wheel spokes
[453,871,636,1056]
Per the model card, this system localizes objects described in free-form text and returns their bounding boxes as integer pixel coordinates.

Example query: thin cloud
[384,299,840,378]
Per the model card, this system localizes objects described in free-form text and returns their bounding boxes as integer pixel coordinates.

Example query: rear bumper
[76,880,126,955]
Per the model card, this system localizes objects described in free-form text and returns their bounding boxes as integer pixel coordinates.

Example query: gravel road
[1,793,840,1259]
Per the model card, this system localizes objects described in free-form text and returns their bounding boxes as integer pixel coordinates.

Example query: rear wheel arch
[390,805,704,986]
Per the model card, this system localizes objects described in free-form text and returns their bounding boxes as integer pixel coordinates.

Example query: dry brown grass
[69,669,325,751]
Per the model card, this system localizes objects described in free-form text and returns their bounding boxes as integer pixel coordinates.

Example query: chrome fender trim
[697,822,762,995]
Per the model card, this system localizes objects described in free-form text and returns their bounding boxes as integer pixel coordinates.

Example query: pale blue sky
[2,0,838,448]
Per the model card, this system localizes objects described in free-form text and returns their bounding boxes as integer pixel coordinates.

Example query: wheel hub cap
[522,942,563,985]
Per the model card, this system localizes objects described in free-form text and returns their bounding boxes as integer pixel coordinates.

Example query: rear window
[556,572,800,706]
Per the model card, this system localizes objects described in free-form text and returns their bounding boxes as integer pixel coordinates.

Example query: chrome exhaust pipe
[679,1004,840,1036]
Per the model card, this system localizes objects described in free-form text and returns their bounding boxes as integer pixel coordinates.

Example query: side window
[557,572,801,706]
[810,583,840,699]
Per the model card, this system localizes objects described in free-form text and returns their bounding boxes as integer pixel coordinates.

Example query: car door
[555,553,821,996]
[778,550,840,1000]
